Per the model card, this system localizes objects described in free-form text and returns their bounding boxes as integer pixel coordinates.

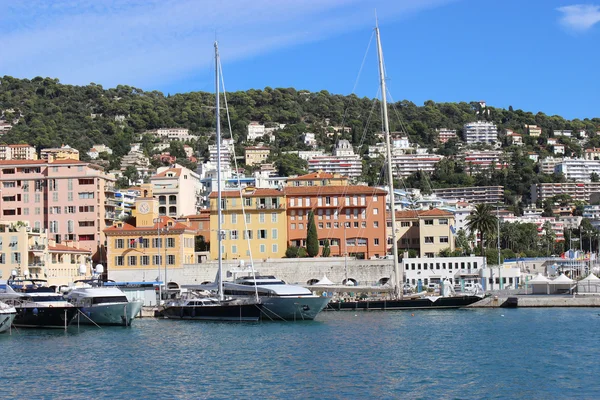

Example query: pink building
[0,159,116,263]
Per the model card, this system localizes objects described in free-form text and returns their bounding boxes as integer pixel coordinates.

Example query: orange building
[286,171,349,187]
[284,185,388,259]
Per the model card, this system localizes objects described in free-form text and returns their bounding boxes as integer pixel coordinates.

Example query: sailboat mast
[215,41,224,301]
[375,23,402,298]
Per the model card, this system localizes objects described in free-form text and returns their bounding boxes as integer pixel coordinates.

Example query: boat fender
[48,305,53,308]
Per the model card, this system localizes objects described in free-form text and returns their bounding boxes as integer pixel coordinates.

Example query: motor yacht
[0,301,17,333]
[161,291,263,322]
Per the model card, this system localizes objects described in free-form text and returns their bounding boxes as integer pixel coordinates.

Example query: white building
[554,130,572,137]
[437,128,457,143]
[307,141,362,179]
[150,128,196,141]
[462,150,506,173]
[87,144,113,159]
[0,144,37,160]
[151,164,203,217]
[555,158,600,182]
[540,157,562,174]
[391,154,443,178]
[248,122,270,142]
[392,136,411,149]
[304,132,317,147]
[553,144,565,155]
[463,121,498,144]
[401,256,486,287]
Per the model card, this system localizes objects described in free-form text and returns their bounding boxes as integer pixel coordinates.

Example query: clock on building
[138,201,150,214]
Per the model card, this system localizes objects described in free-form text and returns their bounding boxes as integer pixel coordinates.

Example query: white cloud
[0,0,452,89]
[557,4,600,32]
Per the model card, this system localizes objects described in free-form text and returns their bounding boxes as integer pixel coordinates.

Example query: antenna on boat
[375,21,402,299]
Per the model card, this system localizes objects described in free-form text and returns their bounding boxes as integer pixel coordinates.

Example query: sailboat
[327,21,483,311]
[161,42,263,322]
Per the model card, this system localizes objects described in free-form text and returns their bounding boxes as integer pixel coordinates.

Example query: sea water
[1,308,599,399]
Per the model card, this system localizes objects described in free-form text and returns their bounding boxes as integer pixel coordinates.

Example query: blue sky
[1,0,599,120]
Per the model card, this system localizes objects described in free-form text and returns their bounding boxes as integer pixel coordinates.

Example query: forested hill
[1,75,599,162]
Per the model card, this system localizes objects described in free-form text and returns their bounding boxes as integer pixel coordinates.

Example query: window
[50,206,61,214]
[291,224,296,230]
[401,221,410,227]
[79,221,94,227]
[439,218,449,225]
[68,192,73,202]
[424,236,434,244]
[128,256,137,266]
[2,181,15,188]
[299,223,304,230]
[244,198,252,207]
[49,221,59,233]
[260,244,266,253]
[345,222,351,228]
[258,229,267,239]
[353,222,359,228]
[115,256,124,266]
[79,206,95,212]
[65,206,76,214]
[259,213,265,223]
[141,256,150,266]
[271,229,278,239]
[115,239,124,249]
[166,238,175,248]
[271,213,277,223]
[243,230,253,239]
[128,238,137,248]
[23,208,29,215]
[79,192,94,199]
[152,238,162,248]
[361,222,366,228]
[68,179,73,190]
[374,238,380,245]
[231,213,237,224]
[272,244,278,253]
[424,219,433,225]
[326,222,331,228]
[23,194,29,203]
[140,238,149,249]
[153,255,162,265]
[167,255,175,265]
[67,220,74,234]
[245,214,251,224]
[318,223,324,229]
[373,208,379,215]
[230,230,239,240]
[440,236,449,243]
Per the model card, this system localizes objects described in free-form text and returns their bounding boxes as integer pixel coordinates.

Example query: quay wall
[469,295,600,308]
[109,258,394,286]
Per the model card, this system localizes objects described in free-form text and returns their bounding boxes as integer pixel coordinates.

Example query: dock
[468,295,600,308]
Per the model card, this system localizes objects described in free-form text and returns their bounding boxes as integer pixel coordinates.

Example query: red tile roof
[208,188,284,198]
[390,208,454,219]
[49,244,92,253]
[288,172,339,181]
[152,168,182,178]
[104,216,194,233]
[284,185,387,196]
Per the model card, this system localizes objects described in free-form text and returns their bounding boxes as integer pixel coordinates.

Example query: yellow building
[389,209,455,257]
[525,124,542,137]
[244,146,271,166]
[209,187,287,260]
[104,186,197,282]
[286,171,349,187]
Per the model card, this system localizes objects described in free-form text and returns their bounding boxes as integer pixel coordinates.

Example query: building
[584,148,600,160]
[307,141,362,179]
[120,148,151,181]
[506,130,523,145]
[402,256,486,287]
[247,121,267,141]
[525,124,542,137]
[530,182,600,203]
[555,159,600,182]
[244,146,270,166]
[391,154,443,178]
[150,128,196,141]
[0,144,37,161]
[437,128,457,143]
[432,186,504,204]
[209,187,287,260]
[304,132,317,147]
[209,140,233,169]
[284,185,388,259]
[87,144,113,159]
[528,153,539,163]
[0,159,117,262]
[554,130,572,137]
[292,150,326,160]
[462,150,507,173]
[105,187,197,283]
[40,145,79,161]
[540,157,561,175]
[390,209,455,258]
[553,144,565,155]
[501,216,565,242]
[287,172,349,187]
[463,121,498,144]
[150,164,203,217]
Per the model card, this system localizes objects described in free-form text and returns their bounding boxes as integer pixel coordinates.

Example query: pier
[469,295,600,308]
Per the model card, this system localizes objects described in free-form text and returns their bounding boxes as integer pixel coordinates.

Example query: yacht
[64,280,143,326]
[162,292,263,322]
[1,279,78,329]
[219,275,330,321]
[0,301,17,333]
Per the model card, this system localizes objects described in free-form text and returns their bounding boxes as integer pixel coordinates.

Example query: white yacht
[65,282,143,326]
[0,301,17,333]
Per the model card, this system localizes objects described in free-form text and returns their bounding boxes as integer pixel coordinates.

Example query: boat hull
[260,296,331,321]
[326,295,482,311]
[162,303,263,322]
[13,307,78,329]
[76,300,143,326]
[0,312,16,333]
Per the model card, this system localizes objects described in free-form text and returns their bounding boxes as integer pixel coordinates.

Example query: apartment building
[462,150,507,173]
[530,182,600,203]
[40,145,79,161]
[284,185,388,259]
[105,188,197,283]
[389,209,455,258]
[463,121,498,144]
[247,121,266,141]
[208,140,234,169]
[584,148,600,160]
[0,144,37,160]
[436,128,457,143]
[554,130,572,137]
[390,154,443,178]
[432,186,503,204]
[150,164,203,218]
[287,172,349,187]
[0,159,117,262]
[525,124,542,137]
[501,216,565,242]
[307,143,363,179]
[244,146,270,166]
[540,157,562,174]
[555,159,600,182]
[150,128,196,141]
[209,187,287,260]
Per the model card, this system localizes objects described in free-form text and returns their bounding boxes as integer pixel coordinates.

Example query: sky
[1,0,599,120]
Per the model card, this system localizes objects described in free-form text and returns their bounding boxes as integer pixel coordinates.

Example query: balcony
[29,244,46,251]
[105,212,117,220]
[105,198,121,206]
[256,203,284,210]
[104,184,116,193]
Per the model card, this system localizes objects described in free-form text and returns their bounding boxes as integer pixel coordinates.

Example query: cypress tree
[306,211,319,257]
[322,239,331,257]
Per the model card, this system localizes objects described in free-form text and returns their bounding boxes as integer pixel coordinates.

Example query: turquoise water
[1,308,599,399]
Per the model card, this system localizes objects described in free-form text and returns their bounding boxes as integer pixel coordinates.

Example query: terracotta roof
[284,185,387,196]
[8,144,34,148]
[288,172,338,181]
[49,244,92,253]
[389,208,454,219]
[394,210,422,219]
[208,188,284,198]
[152,168,182,178]
[0,159,87,166]
[104,215,194,233]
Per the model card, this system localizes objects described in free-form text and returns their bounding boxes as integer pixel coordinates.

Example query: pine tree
[306,211,319,257]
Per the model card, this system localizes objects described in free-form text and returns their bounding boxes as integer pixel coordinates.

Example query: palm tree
[466,204,498,256]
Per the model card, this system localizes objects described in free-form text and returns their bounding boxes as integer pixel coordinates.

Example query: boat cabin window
[92,296,128,305]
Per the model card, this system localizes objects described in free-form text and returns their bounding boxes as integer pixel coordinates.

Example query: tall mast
[215,41,224,301]
[375,22,401,298]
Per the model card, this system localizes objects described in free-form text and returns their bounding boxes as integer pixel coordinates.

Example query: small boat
[0,301,17,333]
[1,279,78,329]
[162,293,263,322]
[64,280,143,326]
